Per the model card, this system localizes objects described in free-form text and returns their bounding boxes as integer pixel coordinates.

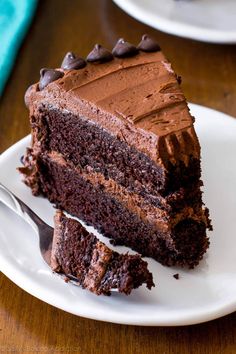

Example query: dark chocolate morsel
[137,34,161,52]
[177,75,182,84]
[20,155,25,165]
[61,52,86,70]
[39,68,64,90]
[86,44,113,63]
[112,38,138,58]
[24,84,34,107]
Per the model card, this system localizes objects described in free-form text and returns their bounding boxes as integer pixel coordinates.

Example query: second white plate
[113,0,236,43]
[0,103,236,326]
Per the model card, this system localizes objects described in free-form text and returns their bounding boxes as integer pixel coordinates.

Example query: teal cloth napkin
[0,0,37,97]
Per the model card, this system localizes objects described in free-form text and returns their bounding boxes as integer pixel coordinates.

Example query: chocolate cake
[52,211,154,295]
[20,35,212,268]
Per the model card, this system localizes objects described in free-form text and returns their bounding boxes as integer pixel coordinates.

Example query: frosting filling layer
[48,151,208,232]
[22,151,209,267]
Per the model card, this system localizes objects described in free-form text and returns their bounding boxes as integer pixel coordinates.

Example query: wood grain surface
[0,1,236,353]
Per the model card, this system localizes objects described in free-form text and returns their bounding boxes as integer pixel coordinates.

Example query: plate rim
[113,0,236,44]
[0,103,236,326]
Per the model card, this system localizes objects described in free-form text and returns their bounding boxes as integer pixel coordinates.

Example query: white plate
[113,0,236,43]
[0,103,236,326]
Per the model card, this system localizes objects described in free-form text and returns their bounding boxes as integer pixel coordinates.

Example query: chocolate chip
[39,69,64,90]
[112,38,138,58]
[61,52,86,70]
[137,34,161,52]
[87,44,113,63]
[20,155,25,165]
[24,84,34,107]
[173,273,179,280]
[177,75,182,84]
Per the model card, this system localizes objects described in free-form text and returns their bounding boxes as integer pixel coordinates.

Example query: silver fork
[0,183,53,266]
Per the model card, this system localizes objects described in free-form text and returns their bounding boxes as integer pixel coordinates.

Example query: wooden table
[0,1,236,352]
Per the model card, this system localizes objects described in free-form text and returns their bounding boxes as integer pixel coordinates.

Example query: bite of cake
[52,211,154,295]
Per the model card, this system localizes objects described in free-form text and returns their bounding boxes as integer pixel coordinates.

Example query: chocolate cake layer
[52,211,154,295]
[32,106,201,196]
[34,153,209,268]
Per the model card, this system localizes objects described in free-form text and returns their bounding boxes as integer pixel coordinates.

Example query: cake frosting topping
[25,35,198,166]
[39,68,64,90]
[137,34,161,52]
[61,52,86,70]
[36,35,161,92]
[87,44,113,63]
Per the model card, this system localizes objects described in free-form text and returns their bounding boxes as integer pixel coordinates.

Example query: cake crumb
[64,276,70,283]
[173,273,179,280]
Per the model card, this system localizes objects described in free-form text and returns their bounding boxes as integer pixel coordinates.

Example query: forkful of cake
[0,182,154,295]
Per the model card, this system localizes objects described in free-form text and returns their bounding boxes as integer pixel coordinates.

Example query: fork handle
[0,183,44,233]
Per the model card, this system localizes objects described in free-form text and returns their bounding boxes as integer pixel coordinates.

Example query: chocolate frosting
[25,50,200,168]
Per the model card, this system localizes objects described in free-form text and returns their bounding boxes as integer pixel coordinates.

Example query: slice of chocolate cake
[20,35,212,268]
[52,211,154,295]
